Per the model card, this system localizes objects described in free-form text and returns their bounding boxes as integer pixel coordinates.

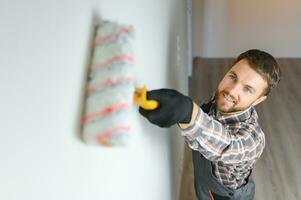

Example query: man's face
[215,59,268,114]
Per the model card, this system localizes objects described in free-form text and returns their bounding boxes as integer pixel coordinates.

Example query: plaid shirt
[180,99,265,190]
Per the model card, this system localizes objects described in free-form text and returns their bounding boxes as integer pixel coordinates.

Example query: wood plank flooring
[180,58,301,200]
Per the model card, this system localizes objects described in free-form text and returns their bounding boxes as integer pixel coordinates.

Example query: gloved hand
[138,89,193,127]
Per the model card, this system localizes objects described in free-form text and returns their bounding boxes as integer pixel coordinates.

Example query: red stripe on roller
[96,125,131,146]
[209,190,215,200]
[87,76,134,94]
[82,102,132,124]
[91,54,134,70]
[93,27,131,48]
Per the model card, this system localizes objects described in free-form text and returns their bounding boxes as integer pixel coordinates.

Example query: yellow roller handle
[133,85,159,110]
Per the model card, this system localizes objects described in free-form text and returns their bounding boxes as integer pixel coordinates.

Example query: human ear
[252,95,267,106]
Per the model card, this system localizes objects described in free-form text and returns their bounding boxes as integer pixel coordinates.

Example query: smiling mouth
[222,93,236,104]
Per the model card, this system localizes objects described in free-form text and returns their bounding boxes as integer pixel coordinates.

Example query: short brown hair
[233,49,281,96]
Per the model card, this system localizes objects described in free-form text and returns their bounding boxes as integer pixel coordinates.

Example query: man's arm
[179,103,265,164]
[138,88,265,164]
[178,102,199,129]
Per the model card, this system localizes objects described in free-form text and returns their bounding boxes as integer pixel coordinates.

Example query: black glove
[138,89,193,127]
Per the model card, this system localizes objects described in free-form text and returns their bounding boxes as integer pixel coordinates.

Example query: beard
[214,90,249,114]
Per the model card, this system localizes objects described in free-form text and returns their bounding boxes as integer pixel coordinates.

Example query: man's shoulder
[239,115,265,144]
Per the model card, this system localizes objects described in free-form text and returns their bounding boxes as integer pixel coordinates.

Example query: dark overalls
[192,101,255,200]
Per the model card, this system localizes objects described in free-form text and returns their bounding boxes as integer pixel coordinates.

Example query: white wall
[193,0,301,57]
[0,0,188,200]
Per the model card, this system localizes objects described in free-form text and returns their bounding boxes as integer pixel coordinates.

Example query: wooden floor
[180,58,301,200]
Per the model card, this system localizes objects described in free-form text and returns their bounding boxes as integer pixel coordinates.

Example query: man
[138,49,281,200]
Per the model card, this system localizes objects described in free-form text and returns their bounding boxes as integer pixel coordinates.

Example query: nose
[227,84,240,100]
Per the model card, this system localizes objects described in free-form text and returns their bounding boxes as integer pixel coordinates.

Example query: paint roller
[81,20,159,147]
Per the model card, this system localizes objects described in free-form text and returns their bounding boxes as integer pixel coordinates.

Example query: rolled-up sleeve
[180,106,265,164]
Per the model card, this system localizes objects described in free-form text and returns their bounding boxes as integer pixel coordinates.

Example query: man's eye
[244,87,253,94]
[228,74,236,80]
